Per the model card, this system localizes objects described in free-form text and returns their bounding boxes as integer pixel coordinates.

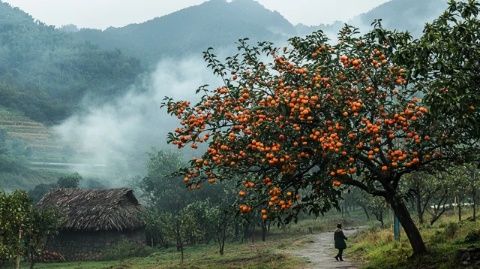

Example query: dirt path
[291,228,360,269]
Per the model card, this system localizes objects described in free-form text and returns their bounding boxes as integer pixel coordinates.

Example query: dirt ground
[291,228,360,269]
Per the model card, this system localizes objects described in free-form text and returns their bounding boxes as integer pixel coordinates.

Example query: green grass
[349,210,480,269]
[28,211,367,269]
[32,234,310,269]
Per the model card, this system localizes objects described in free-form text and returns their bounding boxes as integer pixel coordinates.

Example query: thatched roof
[37,188,145,232]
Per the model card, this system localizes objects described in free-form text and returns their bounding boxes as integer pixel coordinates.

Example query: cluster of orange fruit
[237,182,296,219]
[340,55,362,70]
[239,204,252,214]
[370,48,389,69]
[267,186,294,210]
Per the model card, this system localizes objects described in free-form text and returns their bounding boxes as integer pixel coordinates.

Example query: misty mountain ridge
[69,0,448,66]
[352,0,448,36]
[72,0,295,65]
[0,0,142,123]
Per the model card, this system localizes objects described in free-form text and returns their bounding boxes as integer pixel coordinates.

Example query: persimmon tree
[163,22,471,255]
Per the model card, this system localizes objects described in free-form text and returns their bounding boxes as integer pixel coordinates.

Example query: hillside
[353,0,447,36]
[71,0,295,65]
[71,0,449,67]
[0,1,144,124]
[0,0,449,125]
[0,12,143,187]
[295,0,447,38]
[0,107,62,161]
[0,107,63,191]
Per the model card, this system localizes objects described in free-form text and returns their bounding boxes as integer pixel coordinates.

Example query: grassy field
[29,207,480,269]
[33,232,309,269]
[349,209,480,269]
[30,211,367,269]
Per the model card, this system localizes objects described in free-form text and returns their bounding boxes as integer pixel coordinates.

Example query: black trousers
[335,248,344,259]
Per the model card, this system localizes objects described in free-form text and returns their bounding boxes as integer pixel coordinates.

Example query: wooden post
[393,214,400,241]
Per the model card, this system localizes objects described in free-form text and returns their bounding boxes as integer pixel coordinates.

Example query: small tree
[0,191,58,268]
[426,173,452,226]
[449,164,480,222]
[357,191,389,227]
[0,191,32,267]
[404,171,451,225]
[25,209,59,269]
[56,173,82,188]
[29,172,83,203]
[141,150,237,260]
[144,210,170,248]
[464,164,480,221]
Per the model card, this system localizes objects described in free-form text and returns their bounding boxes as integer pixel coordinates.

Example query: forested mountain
[0,1,143,124]
[71,0,295,65]
[354,0,447,36]
[295,0,447,37]
[0,0,448,124]
[71,0,447,67]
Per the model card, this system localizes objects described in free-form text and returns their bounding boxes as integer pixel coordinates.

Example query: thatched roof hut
[38,188,144,231]
[38,188,146,260]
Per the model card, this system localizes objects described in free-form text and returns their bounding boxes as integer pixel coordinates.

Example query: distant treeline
[0,2,143,124]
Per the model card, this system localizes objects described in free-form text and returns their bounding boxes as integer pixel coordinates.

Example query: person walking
[334,223,347,261]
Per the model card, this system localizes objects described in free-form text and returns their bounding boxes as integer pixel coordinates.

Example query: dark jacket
[334,228,347,249]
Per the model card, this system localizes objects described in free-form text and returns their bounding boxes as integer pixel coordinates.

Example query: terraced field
[0,107,65,190]
[0,107,63,162]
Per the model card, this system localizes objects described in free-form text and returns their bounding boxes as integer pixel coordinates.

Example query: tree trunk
[217,213,228,256]
[472,188,477,221]
[261,221,267,242]
[175,220,184,264]
[15,229,22,269]
[360,205,370,220]
[242,223,250,243]
[387,195,427,255]
[180,245,184,264]
[29,249,35,269]
[415,193,424,225]
[250,224,255,244]
[219,226,226,255]
[429,207,446,225]
[458,201,462,222]
[234,221,240,241]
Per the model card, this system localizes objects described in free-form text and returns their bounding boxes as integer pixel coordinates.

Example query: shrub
[444,222,459,239]
[101,240,154,260]
[430,230,446,244]
[464,230,480,243]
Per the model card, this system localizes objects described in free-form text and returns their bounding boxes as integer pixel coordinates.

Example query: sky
[3,0,390,29]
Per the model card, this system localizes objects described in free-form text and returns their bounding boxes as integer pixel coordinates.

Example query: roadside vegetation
[31,211,366,269]
[351,209,480,269]
[32,233,308,269]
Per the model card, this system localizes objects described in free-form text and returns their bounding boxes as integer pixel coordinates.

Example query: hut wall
[46,229,146,261]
